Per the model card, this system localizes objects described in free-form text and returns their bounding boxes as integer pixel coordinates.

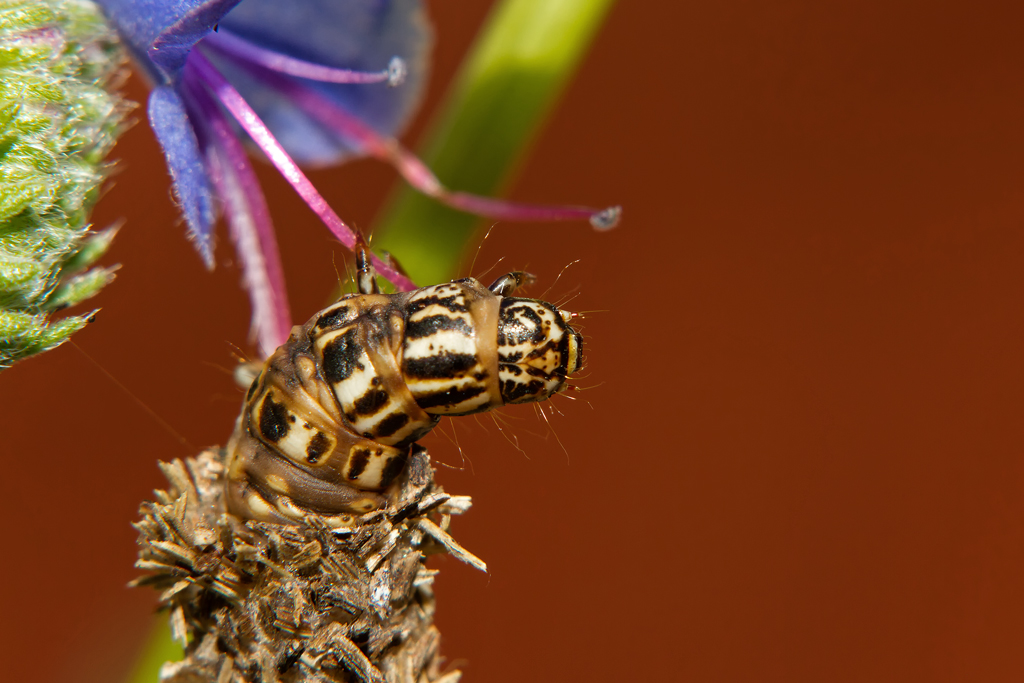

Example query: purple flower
[97,0,619,357]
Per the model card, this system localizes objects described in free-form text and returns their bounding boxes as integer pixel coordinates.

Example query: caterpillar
[225,243,584,526]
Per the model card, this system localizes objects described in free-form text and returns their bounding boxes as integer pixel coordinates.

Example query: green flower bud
[0,0,128,369]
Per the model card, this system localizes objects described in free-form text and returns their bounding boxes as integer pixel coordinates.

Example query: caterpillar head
[496,298,583,405]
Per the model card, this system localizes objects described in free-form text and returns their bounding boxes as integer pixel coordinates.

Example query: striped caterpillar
[226,243,583,526]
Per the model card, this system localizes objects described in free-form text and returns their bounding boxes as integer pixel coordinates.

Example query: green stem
[126,617,184,683]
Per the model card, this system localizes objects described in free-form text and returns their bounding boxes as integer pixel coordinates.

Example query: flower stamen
[182,66,292,356]
[286,81,622,229]
[207,44,621,231]
[202,30,405,86]
[186,49,417,292]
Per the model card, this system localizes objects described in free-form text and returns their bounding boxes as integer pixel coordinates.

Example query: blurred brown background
[4,0,1024,681]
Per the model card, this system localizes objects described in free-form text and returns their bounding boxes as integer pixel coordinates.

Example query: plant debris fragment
[132,445,482,683]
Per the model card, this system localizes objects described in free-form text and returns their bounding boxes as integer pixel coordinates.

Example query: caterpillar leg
[488,271,536,296]
[354,231,380,295]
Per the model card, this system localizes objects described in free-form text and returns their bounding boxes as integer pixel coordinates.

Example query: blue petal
[151,0,246,79]
[211,0,432,165]
[148,86,217,265]
[98,0,431,165]
[96,0,241,82]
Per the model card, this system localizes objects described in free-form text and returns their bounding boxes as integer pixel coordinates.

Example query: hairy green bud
[0,0,128,369]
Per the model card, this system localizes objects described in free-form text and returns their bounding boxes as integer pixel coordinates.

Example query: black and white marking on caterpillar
[225,241,584,527]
